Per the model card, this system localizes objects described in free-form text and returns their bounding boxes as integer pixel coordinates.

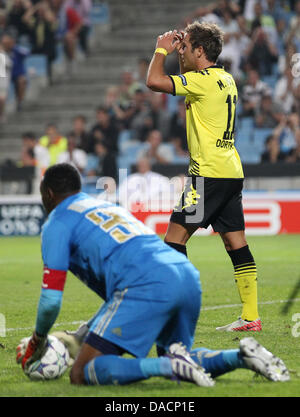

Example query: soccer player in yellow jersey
[147,22,261,332]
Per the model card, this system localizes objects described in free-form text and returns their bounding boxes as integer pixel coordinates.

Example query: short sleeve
[41,219,71,271]
[169,72,206,98]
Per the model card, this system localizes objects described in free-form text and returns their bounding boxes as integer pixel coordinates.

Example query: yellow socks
[228,246,259,322]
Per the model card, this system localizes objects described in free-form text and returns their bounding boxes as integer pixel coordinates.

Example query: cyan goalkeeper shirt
[35,192,187,335]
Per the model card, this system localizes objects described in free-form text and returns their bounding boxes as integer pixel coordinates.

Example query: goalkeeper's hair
[42,163,81,195]
[185,21,224,62]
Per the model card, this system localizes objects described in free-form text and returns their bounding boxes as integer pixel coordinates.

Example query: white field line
[202,298,300,311]
[6,321,85,333]
[5,297,300,334]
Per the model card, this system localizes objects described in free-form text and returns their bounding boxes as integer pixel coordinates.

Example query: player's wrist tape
[155,48,168,56]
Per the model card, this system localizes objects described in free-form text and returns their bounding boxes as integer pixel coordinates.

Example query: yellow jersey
[39,135,68,166]
[170,65,244,179]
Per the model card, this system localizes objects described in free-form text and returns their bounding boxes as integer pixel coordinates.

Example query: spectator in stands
[286,0,300,49]
[147,91,170,140]
[221,6,239,34]
[0,28,29,114]
[22,0,58,85]
[241,0,256,23]
[183,0,240,26]
[260,134,287,163]
[250,1,277,46]
[133,57,150,87]
[89,106,119,154]
[126,87,151,141]
[275,18,289,58]
[117,156,171,211]
[0,32,13,122]
[241,68,272,117]
[103,85,127,126]
[222,14,251,85]
[57,133,87,173]
[288,140,300,162]
[113,86,151,135]
[274,65,300,114]
[19,130,50,193]
[20,131,50,172]
[130,91,170,142]
[118,68,142,110]
[0,10,6,38]
[69,114,90,153]
[293,81,300,114]
[9,30,30,111]
[266,0,295,22]
[39,123,68,165]
[278,42,297,76]
[6,0,32,40]
[272,113,300,157]
[236,12,250,36]
[51,0,83,76]
[219,10,249,82]
[65,0,92,57]
[137,129,174,165]
[254,92,283,128]
[169,98,189,157]
[84,140,117,181]
[244,26,278,76]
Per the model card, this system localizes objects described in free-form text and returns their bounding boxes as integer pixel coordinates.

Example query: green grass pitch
[0,235,300,397]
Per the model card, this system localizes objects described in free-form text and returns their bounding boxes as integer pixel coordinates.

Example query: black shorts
[170,176,245,233]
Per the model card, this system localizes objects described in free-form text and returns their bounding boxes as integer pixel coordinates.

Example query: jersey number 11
[223,94,237,140]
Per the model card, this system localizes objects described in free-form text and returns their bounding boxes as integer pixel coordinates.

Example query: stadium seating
[262,75,278,90]
[117,141,145,172]
[235,124,261,164]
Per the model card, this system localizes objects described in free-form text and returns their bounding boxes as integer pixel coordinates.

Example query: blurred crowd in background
[0,0,92,119]
[2,0,300,190]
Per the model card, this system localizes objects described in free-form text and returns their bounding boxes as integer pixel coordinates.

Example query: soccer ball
[26,335,70,381]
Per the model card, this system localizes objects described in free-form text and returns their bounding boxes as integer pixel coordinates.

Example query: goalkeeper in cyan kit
[16,164,289,385]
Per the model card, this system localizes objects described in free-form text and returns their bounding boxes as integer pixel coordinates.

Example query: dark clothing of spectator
[70,130,91,154]
[261,149,286,162]
[169,112,188,152]
[96,151,117,179]
[23,5,58,84]
[89,121,119,154]
[7,5,30,39]
[246,28,278,77]
[11,44,30,82]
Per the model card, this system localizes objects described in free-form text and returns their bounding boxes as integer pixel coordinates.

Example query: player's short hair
[186,21,224,62]
[42,163,81,195]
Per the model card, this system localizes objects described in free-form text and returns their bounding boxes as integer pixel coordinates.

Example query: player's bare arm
[146,30,181,93]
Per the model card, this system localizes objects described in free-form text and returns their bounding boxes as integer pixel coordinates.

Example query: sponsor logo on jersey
[216,139,234,149]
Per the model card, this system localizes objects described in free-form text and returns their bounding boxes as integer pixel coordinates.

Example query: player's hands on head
[174,30,186,52]
[16,332,48,370]
[156,30,183,54]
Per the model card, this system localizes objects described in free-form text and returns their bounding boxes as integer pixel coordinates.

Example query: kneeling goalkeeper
[16,164,289,385]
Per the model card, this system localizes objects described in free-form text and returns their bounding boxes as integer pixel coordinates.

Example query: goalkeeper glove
[16,332,47,370]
